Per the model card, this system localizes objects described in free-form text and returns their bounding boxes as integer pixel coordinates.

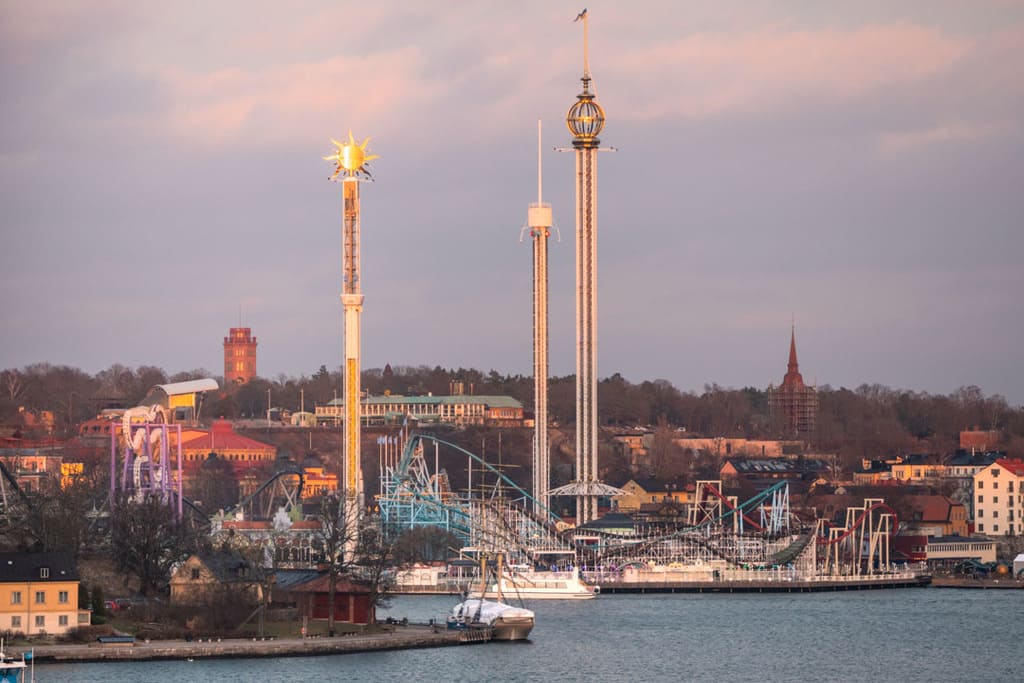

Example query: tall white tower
[324,132,378,552]
[548,10,622,524]
[527,120,552,516]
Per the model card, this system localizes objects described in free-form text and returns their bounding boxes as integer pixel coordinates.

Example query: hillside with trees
[3,363,1022,468]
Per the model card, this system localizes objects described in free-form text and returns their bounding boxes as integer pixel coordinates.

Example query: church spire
[782,323,805,387]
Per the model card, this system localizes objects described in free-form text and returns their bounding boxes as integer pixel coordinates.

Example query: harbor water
[39,589,1022,682]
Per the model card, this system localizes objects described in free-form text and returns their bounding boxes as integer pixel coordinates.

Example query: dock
[596,574,932,594]
[23,626,480,664]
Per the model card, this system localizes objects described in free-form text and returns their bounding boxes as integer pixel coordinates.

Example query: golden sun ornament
[324,130,379,180]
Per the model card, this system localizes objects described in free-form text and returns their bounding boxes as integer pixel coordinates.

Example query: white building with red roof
[972,458,1024,536]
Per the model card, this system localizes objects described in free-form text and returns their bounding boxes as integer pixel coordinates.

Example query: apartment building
[973,459,1024,536]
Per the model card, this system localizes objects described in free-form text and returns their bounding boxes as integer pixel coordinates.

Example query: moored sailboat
[447,555,535,641]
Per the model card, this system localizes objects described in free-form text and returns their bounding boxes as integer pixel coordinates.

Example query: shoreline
[23,626,470,664]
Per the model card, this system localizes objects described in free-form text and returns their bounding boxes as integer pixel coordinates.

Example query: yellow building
[169,552,264,607]
[303,466,339,498]
[613,478,692,513]
[0,552,90,636]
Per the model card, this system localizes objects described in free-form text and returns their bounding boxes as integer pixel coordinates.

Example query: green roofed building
[315,394,524,428]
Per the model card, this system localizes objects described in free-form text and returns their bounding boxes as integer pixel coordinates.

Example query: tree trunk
[328,571,336,636]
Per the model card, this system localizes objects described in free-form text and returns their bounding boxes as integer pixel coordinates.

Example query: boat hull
[491,616,535,641]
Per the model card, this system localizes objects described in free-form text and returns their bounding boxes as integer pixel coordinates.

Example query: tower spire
[783,323,804,387]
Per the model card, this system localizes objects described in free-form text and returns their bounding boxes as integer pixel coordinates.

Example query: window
[978,481,984,489]
[979,523,985,531]
[10,591,21,605]
[979,509,984,517]
[994,481,1000,490]
[59,615,69,627]
[34,591,45,604]
[58,590,69,604]
[978,495,984,503]
[1011,481,1016,493]
[995,496,1000,504]
[994,524,1000,532]
[191,568,200,580]
[11,616,21,628]
[994,510,999,518]
[40,567,49,578]
[34,615,44,628]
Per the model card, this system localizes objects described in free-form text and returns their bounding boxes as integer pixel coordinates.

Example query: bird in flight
[575,8,587,22]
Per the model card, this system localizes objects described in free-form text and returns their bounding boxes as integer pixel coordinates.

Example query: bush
[62,625,115,643]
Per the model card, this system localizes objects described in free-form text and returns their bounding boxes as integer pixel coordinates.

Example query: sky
[1,1,1022,405]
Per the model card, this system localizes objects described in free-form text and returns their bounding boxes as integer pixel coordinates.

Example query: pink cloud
[608,24,973,120]
[155,49,440,146]
[879,121,1002,152]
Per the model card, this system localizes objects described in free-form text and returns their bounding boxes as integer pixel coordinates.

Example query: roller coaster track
[380,434,806,570]
[225,465,305,520]
[381,433,572,559]
[816,502,899,545]
[769,531,815,566]
[0,460,34,516]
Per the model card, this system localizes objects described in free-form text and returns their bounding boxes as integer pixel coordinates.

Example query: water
[40,590,1023,682]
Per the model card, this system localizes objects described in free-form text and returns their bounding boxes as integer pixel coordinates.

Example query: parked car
[103,600,119,612]
[114,598,132,610]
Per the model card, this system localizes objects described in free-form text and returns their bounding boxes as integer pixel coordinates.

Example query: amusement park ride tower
[324,132,378,550]
[548,10,622,524]
[526,121,552,516]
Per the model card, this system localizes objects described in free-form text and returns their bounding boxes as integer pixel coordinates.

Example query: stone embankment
[26,627,468,663]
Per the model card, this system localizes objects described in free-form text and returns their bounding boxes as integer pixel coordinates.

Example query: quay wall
[25,627,466,664]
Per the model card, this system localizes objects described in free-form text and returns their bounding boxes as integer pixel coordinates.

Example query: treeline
[2,363,1022,462]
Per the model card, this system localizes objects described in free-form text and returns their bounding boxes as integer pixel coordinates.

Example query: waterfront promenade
[25,626,473,664]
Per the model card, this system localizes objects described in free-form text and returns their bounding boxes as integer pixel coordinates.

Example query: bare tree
[110,495,197,595]
[315,495,396,635]
[315,494,353,637]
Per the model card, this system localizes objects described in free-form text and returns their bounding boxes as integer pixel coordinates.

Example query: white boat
[447,554,535,640]
[473,566,598,600]
[446,597,535,641]
[0,640,32,683]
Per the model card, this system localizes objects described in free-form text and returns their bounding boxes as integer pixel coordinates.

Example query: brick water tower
[224,327,257,385]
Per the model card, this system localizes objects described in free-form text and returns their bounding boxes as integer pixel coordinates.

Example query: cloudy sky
[1,1,1022,404]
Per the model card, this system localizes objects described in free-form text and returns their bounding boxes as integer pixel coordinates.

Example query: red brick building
[224,327,257,385]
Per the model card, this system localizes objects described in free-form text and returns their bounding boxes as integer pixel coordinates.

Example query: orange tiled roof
[995,458,1024,476]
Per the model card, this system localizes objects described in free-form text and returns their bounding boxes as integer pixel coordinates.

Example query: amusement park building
[901,495,969,537]
[613,478,692,513]
[315,394,524,427]
[179,420,277,474]
[973,458,1024,536]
